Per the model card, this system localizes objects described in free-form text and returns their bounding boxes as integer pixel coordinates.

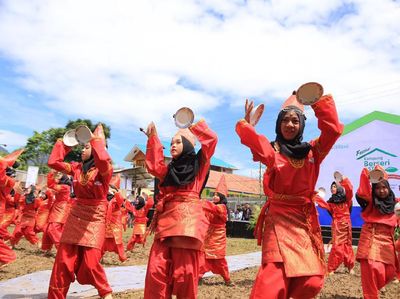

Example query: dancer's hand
[145,122,157,137]
[244,99,254,124]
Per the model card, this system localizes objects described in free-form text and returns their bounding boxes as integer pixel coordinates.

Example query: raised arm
[310,95,344,164]
[48,140,74,175]
[355,168,371,209]
[340,177,354,207]
[189,119,218,162]
[145,123,168,179]
[235,120,275,167]
[91,137,113,184]
[314,194,331,212]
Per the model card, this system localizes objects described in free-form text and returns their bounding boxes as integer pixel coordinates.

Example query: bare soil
[1,227,398,298]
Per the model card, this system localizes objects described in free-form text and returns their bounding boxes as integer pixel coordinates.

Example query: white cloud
[0,130,28,147]
[0,0,399,139]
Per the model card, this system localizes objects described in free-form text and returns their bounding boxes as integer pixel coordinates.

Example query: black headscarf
[59,174,72,186]
[327,182,347,204]
[215,192,228,205]
[25,186,36,204]
[274,100,311,160]
[82,155,95,174]
[160,135,202,187]
[135,196,145,210]
[5,167,16,178]
[372,180,396,215]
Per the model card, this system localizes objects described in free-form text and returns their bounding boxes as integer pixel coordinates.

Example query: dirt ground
[1,227,399,298]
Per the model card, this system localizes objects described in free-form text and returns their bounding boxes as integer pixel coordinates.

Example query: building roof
[206,170,262,195]
[124,142,237,170]
[342,111,400,136]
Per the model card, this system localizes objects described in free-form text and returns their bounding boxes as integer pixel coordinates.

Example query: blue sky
[0,0,399,178]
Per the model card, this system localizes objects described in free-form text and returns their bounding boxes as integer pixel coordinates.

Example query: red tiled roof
[206,170,263,195]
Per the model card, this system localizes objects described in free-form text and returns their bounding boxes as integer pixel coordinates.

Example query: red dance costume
[200,201,230,283]
[236,95,343,299]
[47,136,113,298]
[0,151,22,266]
[0,192,19,240]
[42,172,71,250]
[103,192,127,262]
[35,191,54,233]
[144,120,217,299]
[127,196,154,250]
[315,178,355,272]
[355,168,399,299]
[10,195,40,246]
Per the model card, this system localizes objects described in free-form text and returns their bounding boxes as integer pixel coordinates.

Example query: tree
[19,119,111,174]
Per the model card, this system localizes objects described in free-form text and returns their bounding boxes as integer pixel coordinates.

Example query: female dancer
[41,171,72,251]
[315,174,355,275]
[199,174,233,285]
[236,91,343,299]
[47,124,113,299]
[355,166,399,299]
[143,119,217,299]
[126,193,154,251]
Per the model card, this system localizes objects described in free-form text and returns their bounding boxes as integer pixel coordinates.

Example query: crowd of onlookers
[228,203,252,221]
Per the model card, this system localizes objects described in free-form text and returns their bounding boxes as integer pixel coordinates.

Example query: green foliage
[247,204,261,230]
[395,226,400,241]
[19,119,111,174]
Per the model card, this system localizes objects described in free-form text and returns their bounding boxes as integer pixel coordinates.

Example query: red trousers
[250,262,324,299]
[199,255,230,282]
[102,238,127,262]
[327,243,355,272]
[359,259,396,299]
[41,222,64,250]
[48,243,112,299]
[11,225,38,246]
[127,234,145,251]
[144,239,200,299]
[0,226,12,240]
[0,239,16,265]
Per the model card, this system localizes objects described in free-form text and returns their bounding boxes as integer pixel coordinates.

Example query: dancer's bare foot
[102,293,113,299]
[349,268,355,275]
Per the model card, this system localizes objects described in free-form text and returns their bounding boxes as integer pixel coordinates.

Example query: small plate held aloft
[296,82,323,105]
[333,171,343,184]
[173,107,194,128]
[75,125,92,144]
[369,169,385,184]
[249,104,265,126]
[63,129,79,147]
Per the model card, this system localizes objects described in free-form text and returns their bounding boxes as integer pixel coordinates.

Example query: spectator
[242,203,252,221]
[234,208,243,221]
[229,209,235,221]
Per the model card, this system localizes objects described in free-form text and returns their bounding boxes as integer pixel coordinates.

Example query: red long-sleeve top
[47,172,71,224]
[145,120,217,248]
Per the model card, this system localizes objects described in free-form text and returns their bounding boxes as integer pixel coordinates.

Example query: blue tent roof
[135,142,237,170]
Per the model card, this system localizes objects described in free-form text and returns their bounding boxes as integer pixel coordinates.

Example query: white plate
[369,169,385,184]
[296,82,323,105]
[395,202,400,217]
[317,187,326,199]
[75,125,92,144]
[250,104,264,126]
[333,171,343,184]
[63,129,78,146]
[174,107,194,128]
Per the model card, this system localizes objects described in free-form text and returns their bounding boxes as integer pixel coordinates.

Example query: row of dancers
[0,88,399,299]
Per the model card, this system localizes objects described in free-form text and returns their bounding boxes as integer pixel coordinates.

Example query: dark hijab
[25,186,36,204]
[215,192,228,205]
[161,135,202,187]
[328,182,347,204]
[372,180,396,215]
[59,174,72,186]
[274,101,311,160]
[135,196,145,210]
[82,155,95,174]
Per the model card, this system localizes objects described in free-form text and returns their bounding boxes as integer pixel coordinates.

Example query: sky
[0,0,399,178]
